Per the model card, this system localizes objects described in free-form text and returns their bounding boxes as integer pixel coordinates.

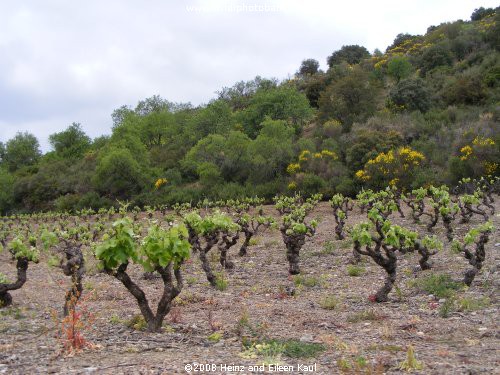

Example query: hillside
[0,6,499,214]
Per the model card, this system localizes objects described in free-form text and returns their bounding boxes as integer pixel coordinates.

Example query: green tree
[134,95,171,116]
[299,72,329,108]
[248,119,294,184]
[298,59,320,76]
[387,56,413,82]
[344,129,403,171]
[196,162,223,187]
[111,105,134,128]
[441,73,486,105]
[0,142,5,163]
[471,7,495,21]
[4,132,41,172]
[388,78,431,112]
[93,148,145,199]
[189,100,235,139]
[238,85,313,138]
[217,76,278,111]
[318,67,380,130]
[484,11,500,51]
[327,45,370,67]
[386,33,417,52]
[182,131,251,183]
[419,43,454,75]
[0,168,14,214]
[49,123,91,159]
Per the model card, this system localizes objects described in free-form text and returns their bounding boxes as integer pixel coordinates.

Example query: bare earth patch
[0,202,498,374]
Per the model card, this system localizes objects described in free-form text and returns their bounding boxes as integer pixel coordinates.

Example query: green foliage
[388,78,431,112]
[0,168,14,215]
[3,132,41,172]
[279,339,326,358]
[207,331,223,342]
[183,210,239,235]
[318,67,380,130]
[96,218,191,272]
[126,315,147,330]
[243,339,325,360]
[319,295,341,310]
[347,309,381,323]
[346,264,364,277]
[399,345,423,372]
[463,221,493,245]
[387,55,413,82]
[412,274,462,298]
[93,148,145,199]
[141,224,190,271]
[247,119,295,184]
[237,85,313,138]
[327,45,370,67]
[40,229,58,250]
[419,43,454,75]
[95,218,138,269]
[49,123,91,159]
[293,275,320,288]
[1,10,499,213]
[298,59,320,76]
[8,237,39,262]
[471,7,496,21]
[214,272,228,291]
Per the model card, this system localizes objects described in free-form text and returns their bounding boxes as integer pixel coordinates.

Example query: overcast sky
[0,0,497,151]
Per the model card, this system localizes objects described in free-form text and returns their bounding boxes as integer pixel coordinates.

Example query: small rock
[494,243,500,247]
[84,368,98,373]
[428,294,434,299]
[478,327,487,331]
[300,334,314,342]
[417,331,425,336]
[439,299,446,303]
[363,322,371,326]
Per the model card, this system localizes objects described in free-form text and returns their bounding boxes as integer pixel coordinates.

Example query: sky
[0,0,498,152]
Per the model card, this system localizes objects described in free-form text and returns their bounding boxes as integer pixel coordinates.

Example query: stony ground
[0,201,499,375]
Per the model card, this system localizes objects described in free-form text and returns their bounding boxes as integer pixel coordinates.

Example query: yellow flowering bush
[460,145,473,160]
[298,150,310,162]
[472,136,495,147]
[457,136,498,176]
[287,148,340,192]
[356,146,425,189]
[154,178,168,189]
[286,163,301,175]
[321,149,337,158]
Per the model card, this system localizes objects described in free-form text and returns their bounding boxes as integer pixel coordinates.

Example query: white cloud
[0,0,497,151]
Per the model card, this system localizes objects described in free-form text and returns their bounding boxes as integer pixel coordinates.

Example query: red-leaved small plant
[53,291,95,355]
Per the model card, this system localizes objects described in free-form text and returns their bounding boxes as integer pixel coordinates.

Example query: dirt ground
[0,201,499,374]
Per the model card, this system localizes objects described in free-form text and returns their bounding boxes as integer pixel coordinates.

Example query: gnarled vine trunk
[106,261,183,332]
[0,257,29,308]
[61,242,85,316]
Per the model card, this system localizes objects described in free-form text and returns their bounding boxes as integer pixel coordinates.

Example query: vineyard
[0,178,499,374]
